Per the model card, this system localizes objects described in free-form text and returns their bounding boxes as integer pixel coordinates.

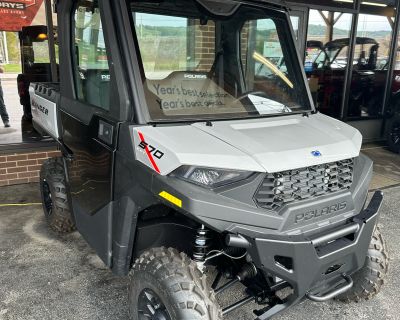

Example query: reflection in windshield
[247,94,292,114]
[131,0,311,121]
[253,51,293,88]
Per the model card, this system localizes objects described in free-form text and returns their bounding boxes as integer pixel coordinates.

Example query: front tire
[128,247,222,320]
[336,226,389,302]
[40,157,76,233]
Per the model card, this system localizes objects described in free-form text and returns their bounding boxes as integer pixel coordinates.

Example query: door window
[73,1,111,110]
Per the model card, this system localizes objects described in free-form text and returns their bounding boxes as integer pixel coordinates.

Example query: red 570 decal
[137,131,164,174]
[138,140,164,159]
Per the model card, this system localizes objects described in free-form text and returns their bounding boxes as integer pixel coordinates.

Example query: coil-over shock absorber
[193,224,211,271]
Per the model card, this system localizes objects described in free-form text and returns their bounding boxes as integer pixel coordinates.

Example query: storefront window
[346,14,393,118]
[0,1,58,150]
[305,10,353,118]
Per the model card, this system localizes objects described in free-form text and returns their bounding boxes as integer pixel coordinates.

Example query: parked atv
[32,0,388,319]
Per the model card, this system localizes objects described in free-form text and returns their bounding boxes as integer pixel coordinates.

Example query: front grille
[254,159,354,211]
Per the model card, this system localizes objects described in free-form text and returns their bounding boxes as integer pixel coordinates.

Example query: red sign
[0,0,44,31]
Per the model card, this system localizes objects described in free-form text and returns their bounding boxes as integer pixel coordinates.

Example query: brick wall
[241,22,250,71]
[194,21,216,71]
[0,149,61,187]
[193,21,249,72]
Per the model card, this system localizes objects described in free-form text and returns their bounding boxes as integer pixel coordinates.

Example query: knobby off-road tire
[128,247,222,320]
[337,226,389,303]
[40,157,76,233]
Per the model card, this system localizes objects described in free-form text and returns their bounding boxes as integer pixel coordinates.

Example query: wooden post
[326,12,334,42]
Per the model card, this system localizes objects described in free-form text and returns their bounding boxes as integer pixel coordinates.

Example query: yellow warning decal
[159,191,182,208]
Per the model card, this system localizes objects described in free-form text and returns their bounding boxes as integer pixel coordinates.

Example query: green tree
[6,32,20,64]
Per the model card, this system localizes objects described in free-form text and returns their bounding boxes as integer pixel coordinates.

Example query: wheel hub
[138,288,171,320]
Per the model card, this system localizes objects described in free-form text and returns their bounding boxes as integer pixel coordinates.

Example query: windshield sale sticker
[146,73,249,116]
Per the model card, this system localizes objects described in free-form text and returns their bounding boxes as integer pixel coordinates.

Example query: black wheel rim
[390,121,400,146]
[42,180,53,217]
[138,288,171,320]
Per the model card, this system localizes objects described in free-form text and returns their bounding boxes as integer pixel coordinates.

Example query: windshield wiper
[149,110,311,125]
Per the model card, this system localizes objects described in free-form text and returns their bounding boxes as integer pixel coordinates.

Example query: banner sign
[0,0,44,31]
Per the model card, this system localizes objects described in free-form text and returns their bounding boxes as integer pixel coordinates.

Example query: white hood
[132,113,362,175]
[192,113,362,173]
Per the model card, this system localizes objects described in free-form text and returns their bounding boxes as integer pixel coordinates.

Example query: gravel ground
[0,183,399,320]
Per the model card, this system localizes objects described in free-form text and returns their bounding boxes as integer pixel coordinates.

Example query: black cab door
[56,0,129,265]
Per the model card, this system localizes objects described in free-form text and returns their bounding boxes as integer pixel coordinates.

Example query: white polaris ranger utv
[31,0,388,319]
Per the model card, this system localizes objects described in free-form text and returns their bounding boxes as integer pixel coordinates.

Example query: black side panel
[61,108,115,266]
[73,201,113,265]
[61,109,114,215]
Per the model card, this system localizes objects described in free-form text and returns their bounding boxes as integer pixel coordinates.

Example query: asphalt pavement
[0,183,399,320]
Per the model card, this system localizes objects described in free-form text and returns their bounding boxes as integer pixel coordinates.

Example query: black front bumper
[248,191,383,320]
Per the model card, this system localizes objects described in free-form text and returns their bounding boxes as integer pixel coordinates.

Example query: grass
[2,64,22,73]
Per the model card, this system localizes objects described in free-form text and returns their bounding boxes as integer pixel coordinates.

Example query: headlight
[170,165,253,188]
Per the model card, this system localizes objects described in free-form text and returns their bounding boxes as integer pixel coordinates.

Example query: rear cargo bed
[30,82,61,140]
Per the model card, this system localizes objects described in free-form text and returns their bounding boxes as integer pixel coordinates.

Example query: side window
[73,1,111,110]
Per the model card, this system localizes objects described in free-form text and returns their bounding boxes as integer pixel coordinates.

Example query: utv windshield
[130,0,311,121]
